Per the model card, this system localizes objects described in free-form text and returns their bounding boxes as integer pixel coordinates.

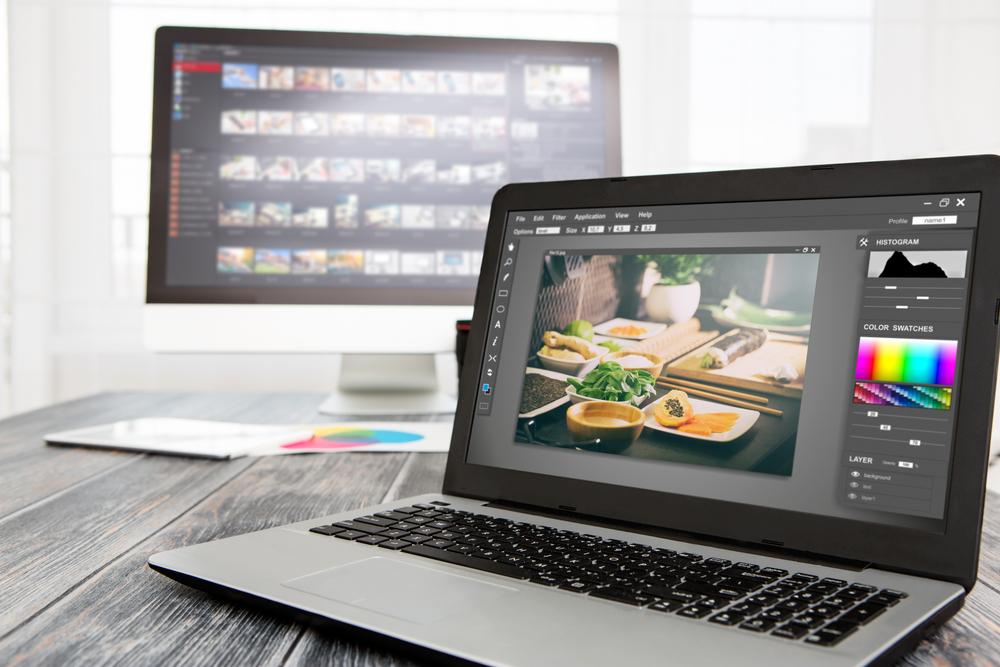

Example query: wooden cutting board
[666,334,808,398]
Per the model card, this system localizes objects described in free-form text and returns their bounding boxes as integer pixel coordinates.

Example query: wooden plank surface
[0,392,996,666]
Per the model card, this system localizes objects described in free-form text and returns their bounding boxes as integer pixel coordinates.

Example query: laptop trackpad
[282,557,517,624]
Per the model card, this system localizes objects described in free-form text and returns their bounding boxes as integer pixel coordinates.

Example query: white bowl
[565,384,652,407]
[536,341,605,376]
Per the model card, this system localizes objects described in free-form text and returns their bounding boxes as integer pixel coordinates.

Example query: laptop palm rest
[283,557,517,624]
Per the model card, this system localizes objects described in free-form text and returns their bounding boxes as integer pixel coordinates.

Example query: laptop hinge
[484,499,873,572]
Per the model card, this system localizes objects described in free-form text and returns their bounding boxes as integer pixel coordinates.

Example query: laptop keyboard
[310,503,908,647]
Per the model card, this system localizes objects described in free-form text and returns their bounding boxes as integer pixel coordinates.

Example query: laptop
[150,155,999,666]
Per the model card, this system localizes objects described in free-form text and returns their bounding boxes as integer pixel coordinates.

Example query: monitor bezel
[444,155,1000,590]
[146,26,621,305]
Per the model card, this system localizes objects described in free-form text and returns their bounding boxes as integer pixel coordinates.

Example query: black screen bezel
[146,26,621,305]
[444,155,1000,590]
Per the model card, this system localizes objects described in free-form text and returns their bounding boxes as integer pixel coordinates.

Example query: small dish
[593,318,666,340]
[602,350,666,379]
[642,395,760,443]
[518,368,571,419]
[537,340,606,376]
[566,401,644,448]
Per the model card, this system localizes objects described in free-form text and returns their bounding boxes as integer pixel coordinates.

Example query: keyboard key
[333,520,385,535]
[402,544,528,580]
[708,612,742,626]
[773,598,809,613]
[790,590,826,604]
[824,595,854,610]
[560,580,597,594]
[377,539,409,550]
[869,593,900,607]
[413,503,439,510]
[809,604,840,619]
[393,506,422,514]
[759,567,788,578]
[413,526,441,536]
[334,530,366,540]
[790,573,819,583]
[840,602,885,625]
[401,534,432,544]
[589,587,657,607]
[374,511,412,521]
[759,608,792,622]
[727,603,762,616]
[354,515,397,527]
[677,604,713,619]
[425,539,454,549]
[880,588,908,599]
[739,617,776,632]
[772,623,809,639]
[805,629,853,646]
[356,535,388,545]
[391,522,418,531]
[648,599,685,613]
[380,529,409,539]
[666,590,702,604]
[790,613,824,629]
[308,525,342,536]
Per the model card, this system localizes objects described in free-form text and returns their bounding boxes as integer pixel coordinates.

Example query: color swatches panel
[853,382,953,410]
[855,337,957,385]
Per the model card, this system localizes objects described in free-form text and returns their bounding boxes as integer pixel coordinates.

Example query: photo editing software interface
[164,41,609,300]
[467,193,979,531]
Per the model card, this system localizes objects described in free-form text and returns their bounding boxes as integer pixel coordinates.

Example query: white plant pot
[644,281,701,323]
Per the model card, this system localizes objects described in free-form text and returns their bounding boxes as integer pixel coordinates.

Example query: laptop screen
[466,193,980,533]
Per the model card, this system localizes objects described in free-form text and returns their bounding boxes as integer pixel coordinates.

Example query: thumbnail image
[472,116,507,140]
[330,67,366,92]
[400,252,436,275]
[436,205,472,229]
[853,382,952,411]
[436,163,471,185]
[402,70,438,94]
[219,155,257,181]
[511,119,539,141]
[855,337,957,386]
[217,246,254,273]
[364,250,400,275]
[513,249,822,477]
[472,161,508,184]
[524,63,592,110]
[218,201,255,227]
[256,202,292,227]
[472,71,506,96]
[436,250,471,276]
[294,112,329,136]
[364,204,401,228]
[437,70,471,95]
[401,205,436,229]
[259,66,294,90]
[258,110,293,135]
[867,250,967,279]
[292,249,328,274]
[334,193,359,229]
[258,156,298,181]
[469,207,490,230]
[297,157,329,182]
[220,110,257,135]
[330,112,366,137]
[366,113,401,137]
[328,249,365,274]
[401,159,436,184]
[222,63,258,89]
[292,206,329,229]
[401,115,436,139]
[294,67,330,91]
[365,158,401,183]
[329,158,365,183]
[254,248,291,274]
[366,69,402,93]
[437,116,472,139]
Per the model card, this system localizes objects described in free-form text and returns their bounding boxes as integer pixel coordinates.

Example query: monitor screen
[466,193,979,534]
[148,30,620,306]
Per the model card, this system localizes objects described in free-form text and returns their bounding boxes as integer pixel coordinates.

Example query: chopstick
[657,376,769,404]
[656,379,784,417]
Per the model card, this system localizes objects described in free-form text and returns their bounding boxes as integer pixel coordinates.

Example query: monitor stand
[317,353,457,416]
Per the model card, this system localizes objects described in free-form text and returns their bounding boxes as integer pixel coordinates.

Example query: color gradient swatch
[853,382,953,410]
[280,426,425,451]
[855,337,957,385]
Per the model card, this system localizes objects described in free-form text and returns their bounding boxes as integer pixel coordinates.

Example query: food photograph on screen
[515,248,821,476]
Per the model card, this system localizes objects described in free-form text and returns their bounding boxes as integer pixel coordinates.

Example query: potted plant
[637,254,714,323]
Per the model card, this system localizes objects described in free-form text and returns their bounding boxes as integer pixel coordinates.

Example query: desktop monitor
[144,26,621,414]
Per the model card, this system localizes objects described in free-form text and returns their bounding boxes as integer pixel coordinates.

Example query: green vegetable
[721,289,811,327]
[562,319,594,341]
[598,340,622,352]
[567,361,656,403]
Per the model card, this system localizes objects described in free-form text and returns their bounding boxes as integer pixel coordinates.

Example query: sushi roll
[701,327,768,368]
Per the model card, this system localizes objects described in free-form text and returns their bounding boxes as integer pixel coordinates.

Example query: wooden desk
[0,392,996,665]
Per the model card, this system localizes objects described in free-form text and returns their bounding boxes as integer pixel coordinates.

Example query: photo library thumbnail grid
[219,62,592,111]
[218,200,490,231]
[217,247,482,277]
[220,111,529,142]
[218,155,507,186]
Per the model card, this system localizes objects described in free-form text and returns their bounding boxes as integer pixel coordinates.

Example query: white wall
[5,0,1000,414]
